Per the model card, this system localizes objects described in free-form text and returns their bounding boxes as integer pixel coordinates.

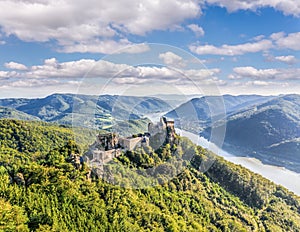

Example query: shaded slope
[0,94,171,135]
[166,95,271,132]
[0,93,171,122]
[203,94,300,172]
[0,106,40,121]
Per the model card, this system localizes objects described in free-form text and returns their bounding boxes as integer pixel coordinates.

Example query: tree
[0,198,29,231]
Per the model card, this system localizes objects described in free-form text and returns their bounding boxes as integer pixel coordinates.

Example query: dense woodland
[0,119,299,231]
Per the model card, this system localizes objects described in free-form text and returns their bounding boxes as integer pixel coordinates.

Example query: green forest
[0,119,299,231]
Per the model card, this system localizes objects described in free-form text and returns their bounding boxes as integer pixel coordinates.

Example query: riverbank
[177,129,300,196]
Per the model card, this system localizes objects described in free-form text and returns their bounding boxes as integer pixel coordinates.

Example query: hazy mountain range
[0,93,299,172]
[0,93,171,135]
[167,94,300,172]
[0,93,171,121]
[166,95,273,130]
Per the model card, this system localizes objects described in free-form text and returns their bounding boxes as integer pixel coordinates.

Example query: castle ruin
[85,117,176,177]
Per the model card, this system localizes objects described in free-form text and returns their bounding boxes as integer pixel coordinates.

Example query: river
[177,129,300,196]
[144,113,300,195]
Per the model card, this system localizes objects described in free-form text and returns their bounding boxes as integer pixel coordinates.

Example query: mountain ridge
[201,94,300,172]
[1,93,299,172]
[0,93,171,135]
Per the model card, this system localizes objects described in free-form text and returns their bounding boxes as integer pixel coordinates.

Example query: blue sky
[0,0,300,98]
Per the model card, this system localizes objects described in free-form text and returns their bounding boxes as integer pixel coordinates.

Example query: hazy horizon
[0,91,295,100]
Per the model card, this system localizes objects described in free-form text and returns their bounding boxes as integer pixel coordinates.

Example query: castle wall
[88,117,175,167]
[90,149,121,166]
[96,133,119,151]
[119,137,143,151]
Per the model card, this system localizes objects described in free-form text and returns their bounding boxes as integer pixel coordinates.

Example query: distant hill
[166,95,272,133]
[0,106,40,121]
[0,93,171,135]
[0,93,171,121]
[150,93,203,108]
[202,94,300,172]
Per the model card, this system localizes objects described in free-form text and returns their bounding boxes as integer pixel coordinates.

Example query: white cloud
[29,58,98,78]
[2,58,300,96]
[44,58,58,66]
[220,80,299,95]
[0,0,200,53]
[252,35,265,41]
[275,32,300,50]
[264,53,298,65]
[159,52,186,68]
[185,68,221,80]
[4,61,28,70]
[270,32,286,41]
[0,71,10,78]
[249,80,270,86]
[4,79,60,88]
[59,39,150,54]
[117,43,150,54]
[189,39,273,56]
[231,66,278,79]
[187,24,205,37]
[205,0,300,17]
[112,66,221,86]
[243,80,290,89]
[190,31,300,56]
[1,0,299,55]
[0,70,19,78]
[0,78,80,98]
[274,55,297,64]
[230,66,300,81]
[0,58,222,88]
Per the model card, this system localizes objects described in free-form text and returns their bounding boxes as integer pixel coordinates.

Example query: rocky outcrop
[13,173,25,186]
[148,117,176,149]
[67,153,83,170]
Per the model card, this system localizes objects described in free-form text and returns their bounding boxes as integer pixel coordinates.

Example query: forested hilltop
[0,119,300,231]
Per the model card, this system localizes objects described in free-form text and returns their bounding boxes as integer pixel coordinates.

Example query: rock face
[68,153,83,170]
[96,133,119,151]
[13,173,25,186]
[148,117,176,149]
[164,118,176,144]
[84,133,122,180]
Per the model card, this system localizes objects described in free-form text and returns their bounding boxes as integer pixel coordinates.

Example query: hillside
[166,94,300,172]
[0,119,299,231]
[0,106,40,121]
[0,93,170,136]
[0,93,171,125]
[202,94,300,172]
[166,95,271,133]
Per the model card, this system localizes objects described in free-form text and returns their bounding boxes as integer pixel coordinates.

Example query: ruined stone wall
[119,137,143,151]
[96,133,119,151]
